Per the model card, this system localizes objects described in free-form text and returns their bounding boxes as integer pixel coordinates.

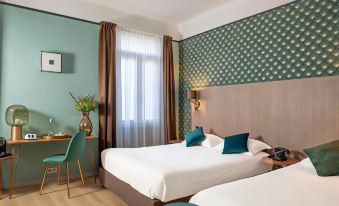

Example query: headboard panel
[192,76,339,151]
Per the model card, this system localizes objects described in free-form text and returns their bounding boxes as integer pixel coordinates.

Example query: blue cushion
[185,127,205,147]
[222,133,249,154]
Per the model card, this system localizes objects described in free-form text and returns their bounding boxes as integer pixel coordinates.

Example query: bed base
[99,167,192,206]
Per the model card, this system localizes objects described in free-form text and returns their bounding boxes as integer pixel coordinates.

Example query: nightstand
[261,156,300,170]
[168,140,183,144]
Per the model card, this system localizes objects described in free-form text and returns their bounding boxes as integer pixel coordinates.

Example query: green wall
[179,0,339,138]
[0,4,99,186]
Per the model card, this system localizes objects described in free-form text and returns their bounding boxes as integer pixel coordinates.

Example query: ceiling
[79,0,233,23]
[1,0,295,40]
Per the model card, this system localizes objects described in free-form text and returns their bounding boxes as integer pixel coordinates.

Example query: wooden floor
[0,178,127,206]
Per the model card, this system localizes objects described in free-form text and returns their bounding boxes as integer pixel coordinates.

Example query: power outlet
[47,167,58,174]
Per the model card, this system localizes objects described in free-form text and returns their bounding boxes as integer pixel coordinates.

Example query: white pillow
[300,158,314,168]
[213,142,224,150]
[181,134,223,147]
[247,139,271,155]
[201,133,224,148]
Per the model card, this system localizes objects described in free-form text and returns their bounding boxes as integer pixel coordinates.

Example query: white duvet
[101,143,270,202]
[190,158,339,206]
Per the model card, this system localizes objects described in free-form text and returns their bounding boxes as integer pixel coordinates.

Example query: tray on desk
[41,134,71,140]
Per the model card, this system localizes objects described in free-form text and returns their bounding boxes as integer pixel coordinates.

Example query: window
[116,27,164,147]
[117,28,163,121]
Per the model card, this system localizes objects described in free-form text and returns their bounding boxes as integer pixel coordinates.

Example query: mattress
[190,158,339,206]
[101,143,270,202]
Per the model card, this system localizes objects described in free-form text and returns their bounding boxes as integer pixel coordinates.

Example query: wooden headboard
[192,76,339,152]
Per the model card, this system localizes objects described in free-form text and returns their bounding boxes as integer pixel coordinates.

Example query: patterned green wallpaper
[179,0,339,138]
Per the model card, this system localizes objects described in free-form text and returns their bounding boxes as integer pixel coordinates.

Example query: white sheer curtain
[116,27,164,148]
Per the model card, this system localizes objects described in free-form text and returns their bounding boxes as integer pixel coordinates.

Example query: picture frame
[40,51,62,73]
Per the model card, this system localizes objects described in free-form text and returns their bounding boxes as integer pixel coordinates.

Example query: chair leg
[9,157,14,199]
[39,163,49,195]
[77,160,85,186]
[57,163,61,185]
[66,162,70,199]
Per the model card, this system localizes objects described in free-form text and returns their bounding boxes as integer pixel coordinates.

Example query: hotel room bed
[100,143,270,205]
[190,158,339,206]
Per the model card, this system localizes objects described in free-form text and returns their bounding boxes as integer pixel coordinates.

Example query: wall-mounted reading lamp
[187,90,200,111]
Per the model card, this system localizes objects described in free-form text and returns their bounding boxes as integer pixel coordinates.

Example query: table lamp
[5,105,29,140]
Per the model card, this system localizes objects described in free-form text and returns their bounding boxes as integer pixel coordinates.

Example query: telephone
[268,147,290,161]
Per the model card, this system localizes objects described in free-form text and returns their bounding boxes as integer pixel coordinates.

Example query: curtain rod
[0,2,180,43]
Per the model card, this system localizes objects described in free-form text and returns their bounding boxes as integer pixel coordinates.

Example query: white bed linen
[101,143,270,202]
[190,159,339,206]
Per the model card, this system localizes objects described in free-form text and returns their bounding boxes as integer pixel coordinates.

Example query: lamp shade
[5,105,29,126]
[187,90,197,100]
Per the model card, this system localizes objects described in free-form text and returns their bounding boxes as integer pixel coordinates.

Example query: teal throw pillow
[304,140,339,176]
[222,133,249,154]
[185,127,205,147]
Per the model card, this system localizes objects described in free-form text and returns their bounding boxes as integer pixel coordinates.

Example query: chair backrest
[64,131,86,162]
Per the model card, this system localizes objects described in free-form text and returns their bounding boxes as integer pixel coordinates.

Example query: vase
[79,112,92,136]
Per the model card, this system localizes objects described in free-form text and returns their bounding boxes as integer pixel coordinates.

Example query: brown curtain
[163,36,177,143]
[99,22,117,154]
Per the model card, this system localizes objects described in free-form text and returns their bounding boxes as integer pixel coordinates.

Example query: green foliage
[69,92,97,113]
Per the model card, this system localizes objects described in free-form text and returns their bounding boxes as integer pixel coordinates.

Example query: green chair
[39,131,86,199]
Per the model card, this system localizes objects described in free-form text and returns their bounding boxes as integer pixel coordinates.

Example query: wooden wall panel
[192,76,339,152]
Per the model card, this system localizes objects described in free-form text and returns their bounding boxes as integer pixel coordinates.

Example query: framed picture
[41,51,62,73]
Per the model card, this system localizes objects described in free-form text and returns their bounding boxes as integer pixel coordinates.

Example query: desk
[7,136,98,199]
[0,155,14,199]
